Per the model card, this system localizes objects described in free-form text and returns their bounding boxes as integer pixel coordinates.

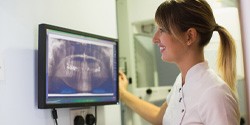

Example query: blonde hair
[216,25,237,92]
[155,0,237,92]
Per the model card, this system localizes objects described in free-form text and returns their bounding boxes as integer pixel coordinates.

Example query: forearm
[120,90,164,125]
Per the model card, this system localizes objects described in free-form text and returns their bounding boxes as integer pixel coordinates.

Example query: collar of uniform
[183,61,209,88]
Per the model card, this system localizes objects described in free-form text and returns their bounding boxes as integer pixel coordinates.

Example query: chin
[161,55,174,63]
[161,56,169,62]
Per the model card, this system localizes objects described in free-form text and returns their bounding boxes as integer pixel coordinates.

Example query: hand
[119,71,129,100]
[119,71,128,91]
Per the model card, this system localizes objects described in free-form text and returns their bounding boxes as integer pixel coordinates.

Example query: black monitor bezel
[38,23,119,109]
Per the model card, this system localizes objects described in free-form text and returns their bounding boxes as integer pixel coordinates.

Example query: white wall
[127,0,164,23]
[0,0,120,125]
[239,0,250,122]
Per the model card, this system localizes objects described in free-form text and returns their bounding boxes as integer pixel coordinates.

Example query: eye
[158,27,169,33]
[160,29,169,35]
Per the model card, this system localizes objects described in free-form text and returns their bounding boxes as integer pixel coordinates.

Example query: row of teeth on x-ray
[49,39,112,92]
[65,54,101,74]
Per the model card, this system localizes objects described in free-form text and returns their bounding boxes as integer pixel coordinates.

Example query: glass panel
[134,35,156,87]
[134,34,179,88]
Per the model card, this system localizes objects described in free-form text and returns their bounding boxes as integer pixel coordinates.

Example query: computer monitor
[38,24,119,109]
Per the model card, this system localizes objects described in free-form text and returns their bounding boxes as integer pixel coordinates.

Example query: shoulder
[199,83,236,106]
[198,69,237,104]
[197,83,240,125]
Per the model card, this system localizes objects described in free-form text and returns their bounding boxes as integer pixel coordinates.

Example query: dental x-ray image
[47,37,114,95]
[38,24,118,108]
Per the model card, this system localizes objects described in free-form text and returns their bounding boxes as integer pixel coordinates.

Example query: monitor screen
[38,24,119,109]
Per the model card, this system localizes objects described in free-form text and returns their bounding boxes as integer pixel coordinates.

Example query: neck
[177,50,204,85]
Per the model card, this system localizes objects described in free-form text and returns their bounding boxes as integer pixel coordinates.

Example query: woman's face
[152,26,188,63]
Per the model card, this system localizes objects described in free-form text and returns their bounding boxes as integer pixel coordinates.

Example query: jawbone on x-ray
[48,38,113,93]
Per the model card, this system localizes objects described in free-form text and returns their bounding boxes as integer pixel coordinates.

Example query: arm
[119,71,167,125]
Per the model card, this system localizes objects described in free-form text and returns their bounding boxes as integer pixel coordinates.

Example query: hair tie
[214,24,219,31]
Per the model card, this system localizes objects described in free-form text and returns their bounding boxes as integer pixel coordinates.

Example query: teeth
[160,47,165,51]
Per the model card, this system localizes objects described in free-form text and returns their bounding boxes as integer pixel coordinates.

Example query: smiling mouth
[159,46,166,53]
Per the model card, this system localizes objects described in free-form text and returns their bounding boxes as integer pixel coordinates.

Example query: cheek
[162,43,184,62]
[161,47,174,62]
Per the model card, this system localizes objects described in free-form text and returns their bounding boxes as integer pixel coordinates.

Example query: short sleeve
[198,84,240,125]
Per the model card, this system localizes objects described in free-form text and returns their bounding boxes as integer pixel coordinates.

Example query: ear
[185,28,198,46]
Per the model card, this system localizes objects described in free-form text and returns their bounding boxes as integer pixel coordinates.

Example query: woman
[119,0,240,125]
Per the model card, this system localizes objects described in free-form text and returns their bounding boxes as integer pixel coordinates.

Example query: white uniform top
[163,61,240,125]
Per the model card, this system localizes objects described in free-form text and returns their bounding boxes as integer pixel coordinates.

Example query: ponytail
[216,25,237,93]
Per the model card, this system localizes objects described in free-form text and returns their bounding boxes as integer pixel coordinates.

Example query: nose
[152,31,159,44]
